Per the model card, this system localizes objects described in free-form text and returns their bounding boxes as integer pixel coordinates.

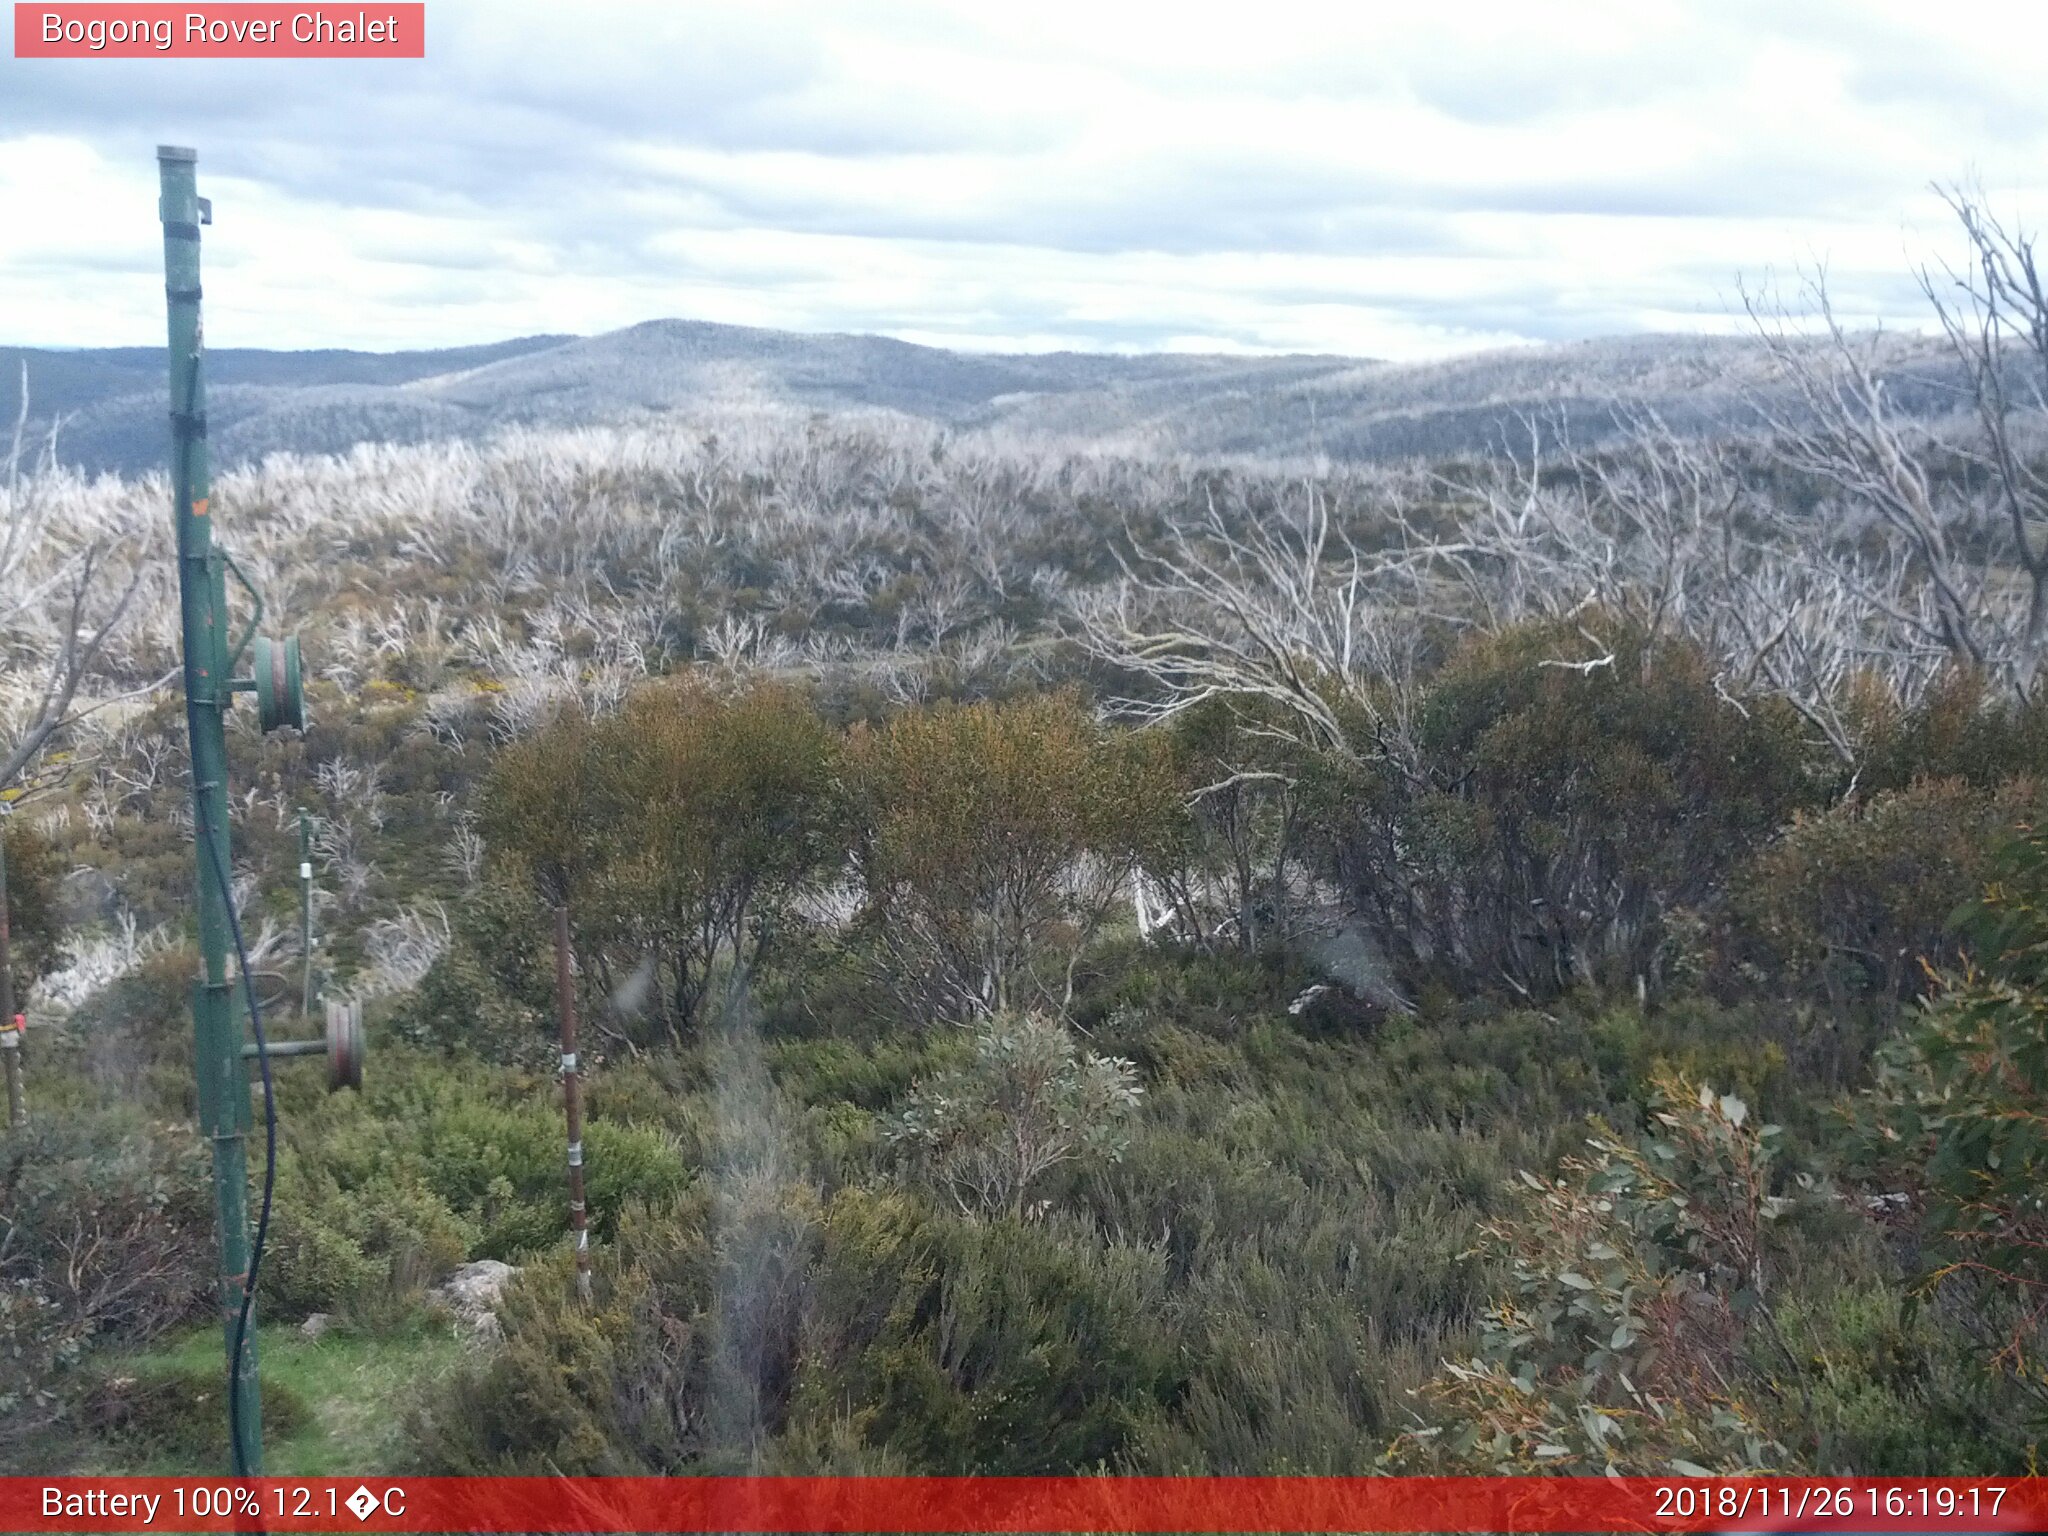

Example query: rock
[433,1258,520,1340]
[1286,983,1332,1016]
[299,1312,334,1340]
[437,1258,518,1312]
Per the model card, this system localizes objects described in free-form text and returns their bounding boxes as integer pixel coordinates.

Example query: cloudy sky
[3,0,2046,359]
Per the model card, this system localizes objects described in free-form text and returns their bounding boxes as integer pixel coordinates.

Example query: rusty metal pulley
[240,998,362,1092]
[324,999,363,1092]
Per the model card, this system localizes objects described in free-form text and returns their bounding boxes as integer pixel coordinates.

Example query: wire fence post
[552,903,593,1302]
[299,809,314,1015]
[0,810,21,1131]
[0,1022,20,1131]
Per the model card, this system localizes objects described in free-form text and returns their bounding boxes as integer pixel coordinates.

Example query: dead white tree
[1919,182,2048,689]
[0,367,155,794]
[1072,476,1460,769]
[1450,411,1906,764]
[1741,261,2034,701]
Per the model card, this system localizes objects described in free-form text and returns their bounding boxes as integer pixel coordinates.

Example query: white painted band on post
[299,862,312,880]
[567,1142,583,1166]
[560,1051,578,1072]
[577,1230,589,1251]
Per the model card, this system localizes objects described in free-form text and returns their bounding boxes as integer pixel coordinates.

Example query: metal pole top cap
[157,145,198,163]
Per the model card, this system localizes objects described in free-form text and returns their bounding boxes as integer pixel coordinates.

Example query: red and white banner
[13,4,425,58]
[2,1477,2043,1534]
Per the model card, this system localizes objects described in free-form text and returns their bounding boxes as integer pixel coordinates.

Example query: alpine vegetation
[7,190,2048,1476]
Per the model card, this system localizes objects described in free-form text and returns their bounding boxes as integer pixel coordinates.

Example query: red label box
[2,1477,2046,1534]
[13,3,425,57]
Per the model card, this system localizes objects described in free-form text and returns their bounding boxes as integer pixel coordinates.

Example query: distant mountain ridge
[0,318,1960,477]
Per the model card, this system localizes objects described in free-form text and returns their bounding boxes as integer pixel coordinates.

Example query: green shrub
[889,1011,1141,1220]
[794,1191,1180,1472]
[1325,616,1822,998]
[260,1166,477,1325]
[1388,1070,1796,1474]
[846,692,1180,1019]
[413,1182,1184,1475]
[1767,1272,2035,1473]
[1854,668,2048,794]
[2,812,64,1004]
[393,1092,686,1256]
[81,1365,310,1466]
[0,1110,211,1343]
[1860,825,2048,1398]
[260,1046,687,1314]
[0,1108,213,1468]
[765,1034,937,1112]
[0,1277,87,1469]
[1735,776,2041,1005]
[31,945,198,1108]
[482,682,848,1046]
[260,1198,385,1321]
[1144,697,1308,953]
[393,877,556,1066]
[411,1184,815,1473]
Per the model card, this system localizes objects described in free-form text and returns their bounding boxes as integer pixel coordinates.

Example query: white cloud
[3,0,2046,356]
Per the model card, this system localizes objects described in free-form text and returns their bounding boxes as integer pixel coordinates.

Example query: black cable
[196,798,276,1480]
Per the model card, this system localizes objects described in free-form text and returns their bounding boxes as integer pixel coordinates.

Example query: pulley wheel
[253,634,305,733]
[324,1000,363,1092]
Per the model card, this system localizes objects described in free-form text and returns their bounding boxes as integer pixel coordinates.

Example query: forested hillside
[2,319,1970,480]
[6,205,2048,1475]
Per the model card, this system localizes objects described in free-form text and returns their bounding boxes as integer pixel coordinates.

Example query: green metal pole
[158,143,261,1475]
[299,810,313,1016]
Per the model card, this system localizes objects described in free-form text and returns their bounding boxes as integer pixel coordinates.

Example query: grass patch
[88,1321,466,1474]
